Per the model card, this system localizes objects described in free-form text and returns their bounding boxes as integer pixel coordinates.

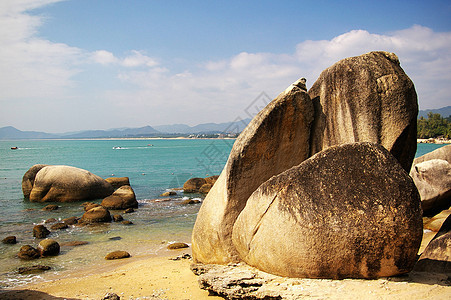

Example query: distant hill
[419,106,451,118]
[0,126,57,139]
[152,118,251,134]
[0,118,252,140]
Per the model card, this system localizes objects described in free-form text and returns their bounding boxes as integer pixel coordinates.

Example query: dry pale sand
[1,232,449,300]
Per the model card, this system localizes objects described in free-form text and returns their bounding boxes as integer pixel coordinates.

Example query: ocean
[0,140,447,288]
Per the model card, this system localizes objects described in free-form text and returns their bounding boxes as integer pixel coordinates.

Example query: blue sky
[1,0,451,132]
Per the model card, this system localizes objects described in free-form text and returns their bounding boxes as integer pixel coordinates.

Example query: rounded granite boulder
[37,238,60,256]
[101,185,138,210]
[24,165,114,202]
[80,206,112,224]
[232,142,423,279]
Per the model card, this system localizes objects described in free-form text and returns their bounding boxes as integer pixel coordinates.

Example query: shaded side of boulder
[80,206,112,223]
[27,165,114,202]
[22,164,48,198]
[105,177,130,189]
[199,184,213,194]
[101,185,138,209]
[410,159,451,215]
[308,51,418,172]
[232,143,423,279]
[192,80,314,264]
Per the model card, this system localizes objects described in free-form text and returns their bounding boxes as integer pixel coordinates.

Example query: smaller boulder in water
[37,238,60,256]
[33,225,50,239]
[80,206,112,223]
[101,185,138,210]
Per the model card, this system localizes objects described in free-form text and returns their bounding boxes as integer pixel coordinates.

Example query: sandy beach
[1,231,449,300]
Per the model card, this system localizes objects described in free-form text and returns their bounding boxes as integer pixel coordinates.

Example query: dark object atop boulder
[105,251,130,260]
[2,236,16,244]
[33,224,50,239]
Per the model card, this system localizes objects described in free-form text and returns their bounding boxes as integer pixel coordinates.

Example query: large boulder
[410,145,451,215]
[24,165,114,202]
[101,185,138,209]
[192,79,314,264]
[232,143,423,279]
[308,51,418,172]
[22,164,48,198]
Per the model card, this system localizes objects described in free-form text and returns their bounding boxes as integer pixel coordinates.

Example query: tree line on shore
[417,113,451,139]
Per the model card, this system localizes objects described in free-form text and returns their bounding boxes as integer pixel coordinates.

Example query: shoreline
[3,231,449,300]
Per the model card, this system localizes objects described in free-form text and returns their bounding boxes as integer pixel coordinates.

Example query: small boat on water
[10,147,18,150]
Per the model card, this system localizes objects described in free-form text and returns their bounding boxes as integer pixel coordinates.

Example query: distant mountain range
[2,106,450,140]
[0,118,251,140]
[418,106,451,119]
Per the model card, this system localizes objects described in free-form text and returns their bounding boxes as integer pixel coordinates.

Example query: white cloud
[0,1,449,132]
[0,0,82,100]
[92,50,118,65]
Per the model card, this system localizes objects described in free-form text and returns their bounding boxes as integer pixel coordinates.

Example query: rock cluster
[192,51,422,279]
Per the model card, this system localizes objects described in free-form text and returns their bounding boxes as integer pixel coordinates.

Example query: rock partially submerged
[80,206,112,224]
[101,185,138,210]
[37,238,60,256]
[33,224,50,239]
[23,165,114,202]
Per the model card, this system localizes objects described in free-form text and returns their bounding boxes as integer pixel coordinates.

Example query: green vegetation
[417,113,451,139]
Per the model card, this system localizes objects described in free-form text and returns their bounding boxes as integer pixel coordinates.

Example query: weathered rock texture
[24,165,114,202]
[410,145,451,215]
[308,51,418,172]
[191,52,420,277]
[101,185,138,209]
[192,79,314,264]
[233,143,422,278]
[37,238,60,256]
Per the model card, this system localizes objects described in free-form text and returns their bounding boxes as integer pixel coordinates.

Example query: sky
[1,0,450,133]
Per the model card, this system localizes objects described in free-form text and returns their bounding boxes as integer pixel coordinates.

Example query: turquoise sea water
[0,140,447,288]
[0,138,233,288]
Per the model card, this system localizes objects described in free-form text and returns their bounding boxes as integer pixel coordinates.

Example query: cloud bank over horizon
[1,1,450,132]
